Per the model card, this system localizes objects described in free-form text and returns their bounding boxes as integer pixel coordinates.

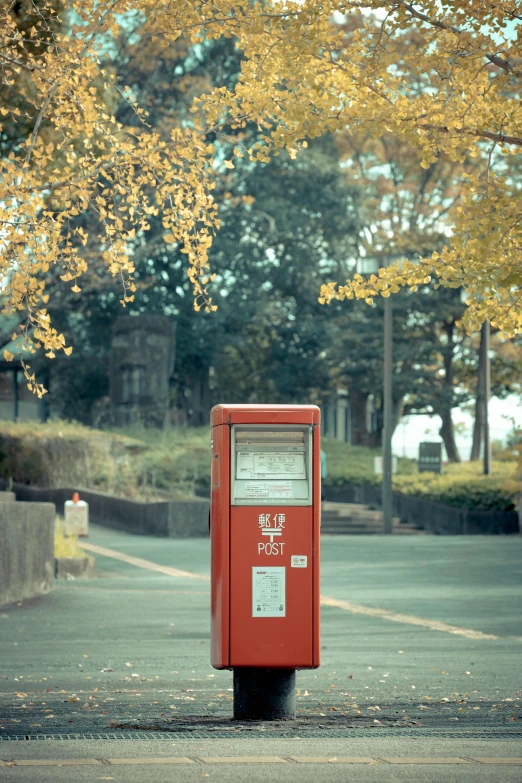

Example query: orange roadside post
[64,492,89,537]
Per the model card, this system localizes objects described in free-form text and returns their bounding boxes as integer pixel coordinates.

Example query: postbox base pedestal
[233,668,296,721]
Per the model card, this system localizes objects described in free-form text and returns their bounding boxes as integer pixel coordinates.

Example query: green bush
[322,436,519,510]
[393,473,517,511]
[112,425,211,499]
[54,517,84,558]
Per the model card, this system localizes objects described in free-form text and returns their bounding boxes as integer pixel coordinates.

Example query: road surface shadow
[110,714,420,733]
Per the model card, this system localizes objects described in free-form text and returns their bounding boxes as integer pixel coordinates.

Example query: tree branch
[396,0,522,79]
[0,52,35,73]
[25,82,59,167]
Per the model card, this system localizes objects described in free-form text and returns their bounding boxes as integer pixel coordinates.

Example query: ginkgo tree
[1,0,521,393]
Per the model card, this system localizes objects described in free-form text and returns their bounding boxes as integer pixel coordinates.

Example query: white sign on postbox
[291,555,307,568]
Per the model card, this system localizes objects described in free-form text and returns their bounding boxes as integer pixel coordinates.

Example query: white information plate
[291,555,307,568]
[244,481,292,499]
[245,482,269,498]
[252,566,286,617]
[237,451,305,480]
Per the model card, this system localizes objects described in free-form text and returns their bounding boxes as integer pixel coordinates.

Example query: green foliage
[322,437,380,486]
[112,425,211,498]
[394,475,516,512]
[54,518,84,558]
[394,460,518,511]
[323,436,518,510]
[322,437,418,486]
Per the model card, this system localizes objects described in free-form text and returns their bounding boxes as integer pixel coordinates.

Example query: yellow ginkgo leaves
[2,0,522,397]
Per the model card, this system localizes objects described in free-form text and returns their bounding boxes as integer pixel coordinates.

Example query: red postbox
[210,404,321,680]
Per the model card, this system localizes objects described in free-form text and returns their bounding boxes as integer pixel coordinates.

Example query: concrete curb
[55,555,96,580]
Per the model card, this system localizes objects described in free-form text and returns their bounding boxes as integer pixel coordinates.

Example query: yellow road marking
[79,543,209,581]
[12,760,102,766]
[320,596,500,640]
[383,757,471,764]
[57,586,209,595]
[106,758,193,765]
[79,542,503,640]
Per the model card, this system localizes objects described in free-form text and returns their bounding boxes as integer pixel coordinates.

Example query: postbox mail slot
[231,425,312,506]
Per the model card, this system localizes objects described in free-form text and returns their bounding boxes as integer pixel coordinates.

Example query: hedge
[393,473,518,512]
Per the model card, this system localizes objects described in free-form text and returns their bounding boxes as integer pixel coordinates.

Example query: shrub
[393,472,518,511]
[322,437,519,510]
[111,425,211,498]
[54,518,84,558]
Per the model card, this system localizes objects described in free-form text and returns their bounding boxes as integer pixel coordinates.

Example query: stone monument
[109,315,176,428]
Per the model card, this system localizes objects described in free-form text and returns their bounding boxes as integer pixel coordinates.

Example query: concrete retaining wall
[3,483,209,538]
[0,501,55,606]
[350,484,520,535]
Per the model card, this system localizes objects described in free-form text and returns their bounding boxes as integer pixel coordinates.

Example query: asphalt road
[0,525,521,781]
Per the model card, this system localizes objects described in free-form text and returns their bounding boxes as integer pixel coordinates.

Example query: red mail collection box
[210,404,321,670]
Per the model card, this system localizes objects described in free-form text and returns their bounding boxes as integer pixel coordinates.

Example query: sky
[392,395,522,461]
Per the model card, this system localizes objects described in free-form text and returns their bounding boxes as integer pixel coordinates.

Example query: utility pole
[382,294,393,534]
[483,320,491,475]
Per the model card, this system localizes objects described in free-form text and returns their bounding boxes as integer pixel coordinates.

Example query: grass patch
[322,437,416,486]
[111,424,210,499]
[54,517,84,558]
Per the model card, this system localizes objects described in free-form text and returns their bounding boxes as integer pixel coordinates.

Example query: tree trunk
[188,363,211,427]
[439,409,461,463]
[470,325,486,460]
[438,318,461,462]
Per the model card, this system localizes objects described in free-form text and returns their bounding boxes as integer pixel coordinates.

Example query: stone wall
[109,315,176,428]
[0,501,55,606]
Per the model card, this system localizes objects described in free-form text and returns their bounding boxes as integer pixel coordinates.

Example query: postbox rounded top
[211,404,320,426]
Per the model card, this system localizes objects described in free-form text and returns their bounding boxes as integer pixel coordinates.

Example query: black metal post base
[233,668,296,721]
